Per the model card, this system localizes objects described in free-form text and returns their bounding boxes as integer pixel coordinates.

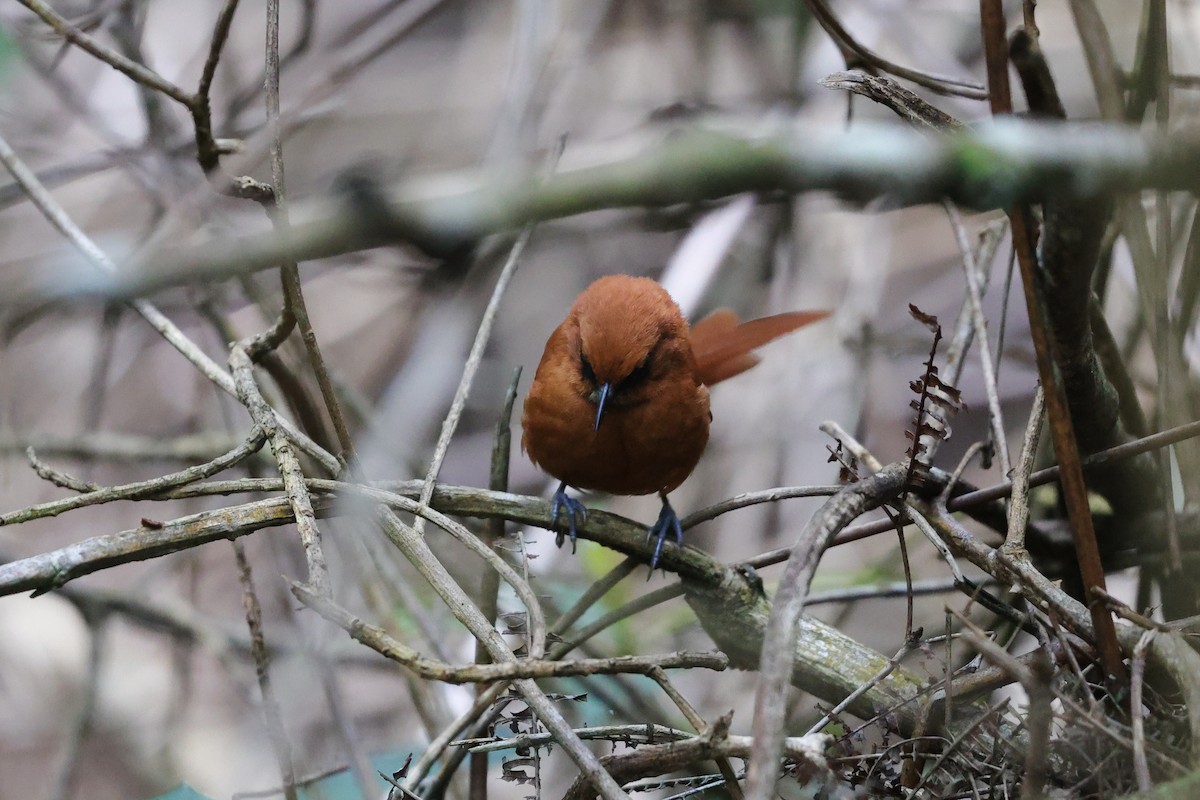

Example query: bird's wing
[691,309,829,386]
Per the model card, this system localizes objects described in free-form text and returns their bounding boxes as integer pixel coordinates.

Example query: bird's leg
[647,491,684,569]
[550,480,587,552]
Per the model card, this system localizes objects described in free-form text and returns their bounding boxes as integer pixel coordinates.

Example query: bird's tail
[690,308,829,386]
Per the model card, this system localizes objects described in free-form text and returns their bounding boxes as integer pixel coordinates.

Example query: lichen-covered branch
[8,120,1200,306]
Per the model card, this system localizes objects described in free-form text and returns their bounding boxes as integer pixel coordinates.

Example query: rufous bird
[521,274,828,568]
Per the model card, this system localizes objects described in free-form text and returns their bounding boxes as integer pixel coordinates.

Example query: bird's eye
[622,352,655,388]
[579,352,598,385]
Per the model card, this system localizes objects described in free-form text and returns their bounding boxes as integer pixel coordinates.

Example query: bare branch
[14,0,195,107]
[8,120,1200,307]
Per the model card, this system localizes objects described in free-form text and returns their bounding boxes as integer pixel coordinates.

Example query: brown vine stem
[980,0,1125,684]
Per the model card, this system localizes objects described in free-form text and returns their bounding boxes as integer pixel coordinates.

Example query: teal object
[149,787,211,800]
[148,752,413,800]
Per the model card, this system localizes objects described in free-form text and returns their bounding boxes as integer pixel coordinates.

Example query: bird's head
[565,276,691,431]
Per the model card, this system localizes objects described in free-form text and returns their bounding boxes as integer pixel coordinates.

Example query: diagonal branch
[803,0,986,98]
[14,0,195,108]
[744,464,908,800]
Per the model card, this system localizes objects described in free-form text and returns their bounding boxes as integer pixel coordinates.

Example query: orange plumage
[521,274,827,566]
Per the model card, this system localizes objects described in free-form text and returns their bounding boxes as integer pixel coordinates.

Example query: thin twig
[819,421,882,473]
[414,226,533,536]
[471,367,522,800]
[1092,587,1170,633]
[953,610,1053,798]
[551,584,687,660]
[198,0,241,101]
[24,448,96,492]
[1130,630,1156,792]
[49,614,106,800]
[647,667,744,800]
[233,540,298,800]
[192,0,242,171]
[294,583,725,682]
[15,0,195,107]
[938,441,986,506]
[944,200,1011,476]
[0,431,242,462]
[551,557,640,635]
[681,485,842,528]
[406,683,512,791]
[0,130,338,473]
[458,723,692,753]
[374,508,630,799]
[745,464,908,800]
[1003,387,1045,554]
[906,505,966,584]
[887,506,915,638]
[253,0,358,467]
[807,577,999,606]
[805,640,915,736]
[230,344,331,596]
[820,70,963,131]
[803,0,986,98]
[2,430,266,526]
[319,662,376,800]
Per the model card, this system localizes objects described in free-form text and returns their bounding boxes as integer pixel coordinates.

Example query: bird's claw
[647,499,684,570]
[550,484,587,553]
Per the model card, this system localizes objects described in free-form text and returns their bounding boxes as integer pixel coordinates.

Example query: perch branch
[7,412,1200,598]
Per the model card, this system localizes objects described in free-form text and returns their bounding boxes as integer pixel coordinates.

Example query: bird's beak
[593,382,612,431]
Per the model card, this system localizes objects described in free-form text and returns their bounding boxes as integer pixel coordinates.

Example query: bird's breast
[523,376,711,496]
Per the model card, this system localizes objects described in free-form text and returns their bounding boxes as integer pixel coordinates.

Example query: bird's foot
[647,495,684,570]
[550,482,587,553]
